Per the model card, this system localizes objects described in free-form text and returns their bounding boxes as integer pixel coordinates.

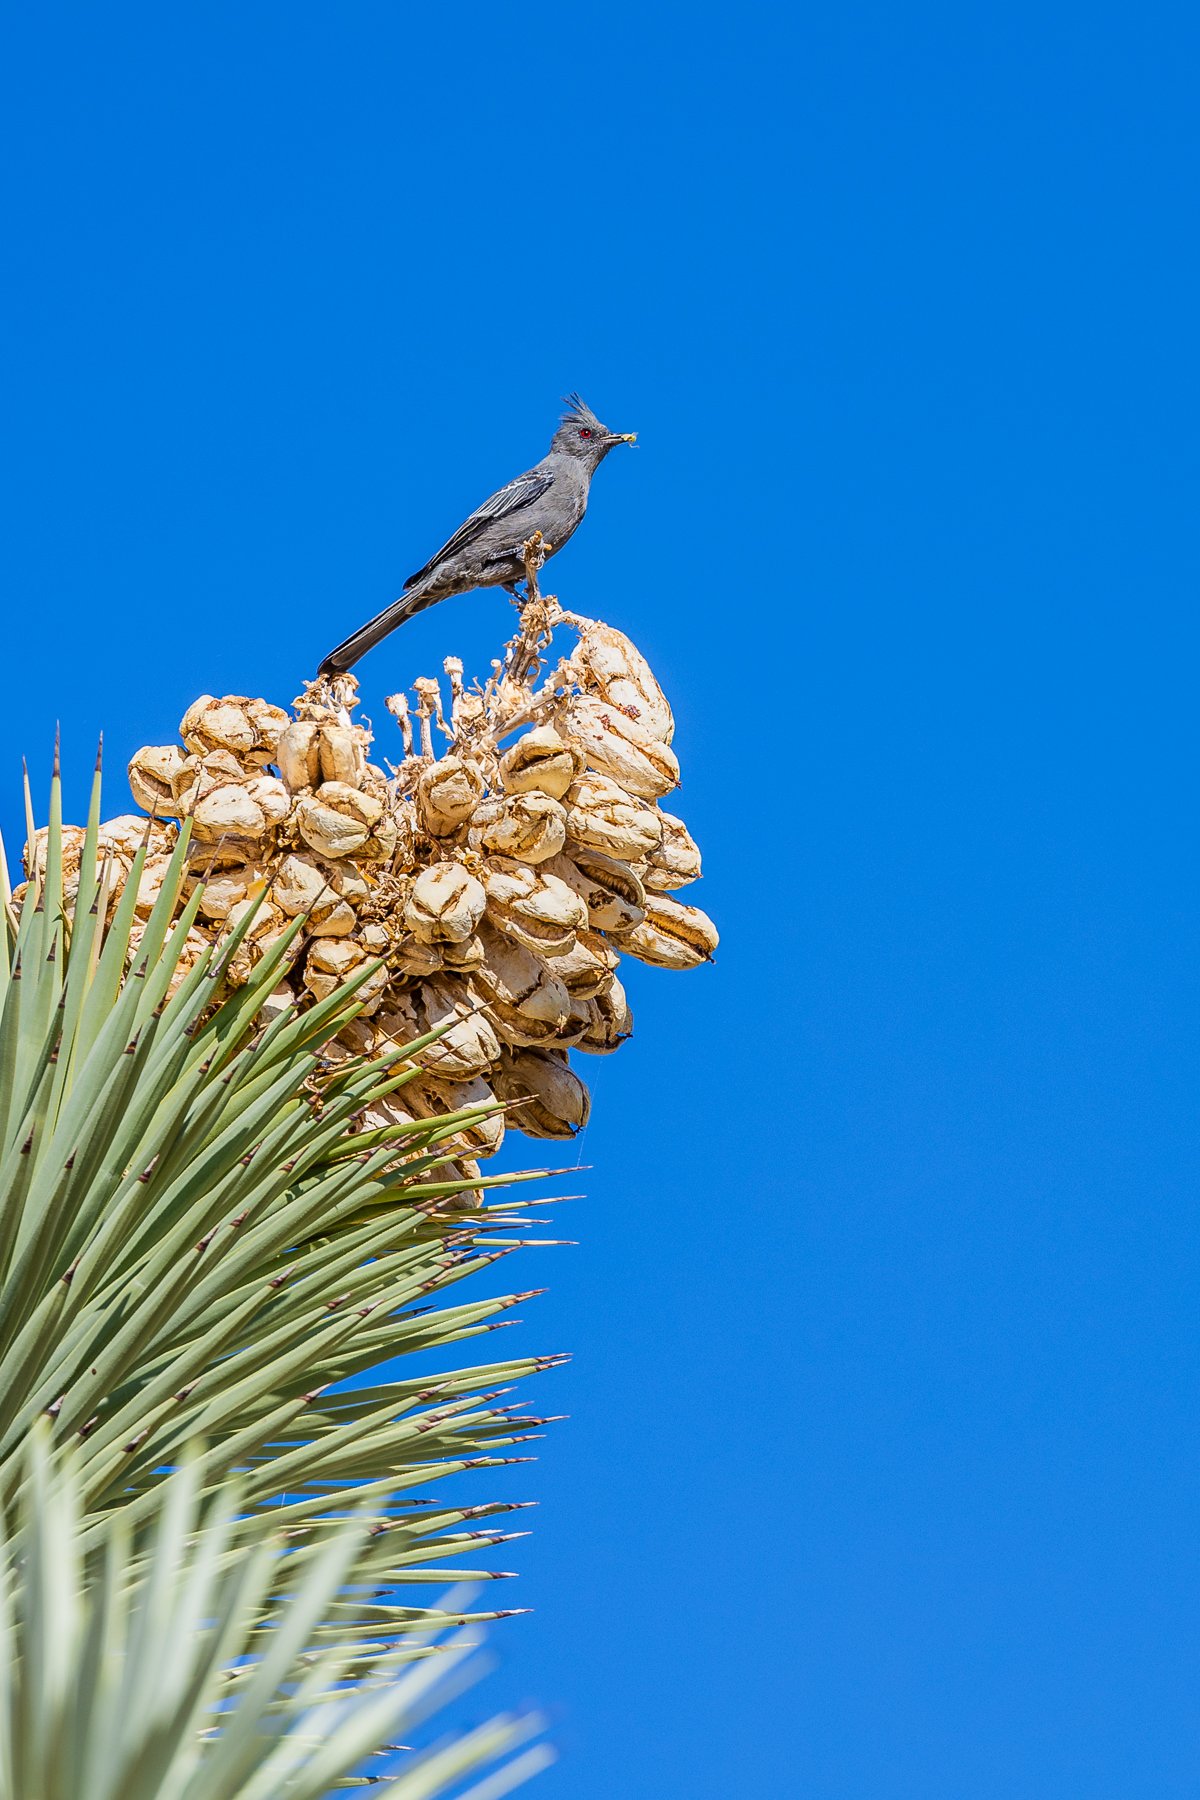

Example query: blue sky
[4,4,1199,1795]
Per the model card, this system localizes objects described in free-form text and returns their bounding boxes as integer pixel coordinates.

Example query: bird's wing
[403,467,555,590]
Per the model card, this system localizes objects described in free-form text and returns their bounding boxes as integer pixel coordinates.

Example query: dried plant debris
[27,593,716,1159]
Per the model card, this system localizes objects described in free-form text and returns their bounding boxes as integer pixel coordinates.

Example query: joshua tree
[0,565,714,1794]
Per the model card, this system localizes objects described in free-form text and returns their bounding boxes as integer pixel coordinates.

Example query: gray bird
[317,394,636,676]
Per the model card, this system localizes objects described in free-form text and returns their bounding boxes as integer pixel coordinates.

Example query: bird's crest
[561,392,603,431]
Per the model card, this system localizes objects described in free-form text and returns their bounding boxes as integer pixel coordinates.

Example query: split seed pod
[294,782,384,859]
[416,755,486,836]
[482,856,588,957]
[570,976,634,1054]
[404,861,487,944]
[304,937,389,1012]
[559,695,680,799]
[493,1048,591,1140]
[614,893,719,969]
[543,849,646,933]
[543,927,620,1000]
[99,815,173,864]
[418,977,502,1080]
[562,772,663,862]
[394,937,447,978]
[470,924,571,1048]
[187,773,289,847]
[498,725,582,800]
[636,808,703,892]
[475,791,567,865]
[276,721,323,793]
[440,934,487,973]
[406,1075,506,1159]
[574,621,675,743]
[179,695,289,765]
[128,745,187,815]
[272,852,358,936]
[190,861,267,923]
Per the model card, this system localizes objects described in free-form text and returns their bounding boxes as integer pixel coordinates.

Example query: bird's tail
[316,584,440,677]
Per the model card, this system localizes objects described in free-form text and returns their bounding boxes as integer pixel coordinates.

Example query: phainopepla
[317,394,636,676]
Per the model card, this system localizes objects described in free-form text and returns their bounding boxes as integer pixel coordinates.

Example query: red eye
[578,427,593,439]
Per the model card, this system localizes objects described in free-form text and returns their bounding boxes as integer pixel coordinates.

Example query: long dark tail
[317,584,441,677]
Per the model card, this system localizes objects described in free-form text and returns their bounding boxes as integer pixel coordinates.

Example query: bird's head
[551,393,637,463]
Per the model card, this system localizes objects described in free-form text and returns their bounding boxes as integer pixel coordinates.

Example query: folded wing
[404,468,555,590]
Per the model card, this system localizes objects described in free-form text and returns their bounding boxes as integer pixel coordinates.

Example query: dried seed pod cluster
[30,596,716,1165]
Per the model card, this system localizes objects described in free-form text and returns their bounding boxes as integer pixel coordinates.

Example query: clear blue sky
[4,5,1199,1795]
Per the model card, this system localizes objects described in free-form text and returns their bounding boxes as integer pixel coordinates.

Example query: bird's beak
[611,432,637,445]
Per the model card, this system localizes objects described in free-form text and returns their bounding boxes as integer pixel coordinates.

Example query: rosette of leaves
[0,1427,553,1797]
[0,755,565,1789]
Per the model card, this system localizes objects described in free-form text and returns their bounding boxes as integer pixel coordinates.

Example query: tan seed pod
[190,861,266,922]
[614,893,719,969]
[259,979,297,1025]
[23,823,86,885]
[418,977,502,1080]
[244,697,291,755]
[304,936,389,1011]
[128,745,187,815]
[317,723,366,788]
[359,813,400,863]
[370,992,424,1052]
[635,808,703,892]
[224,923,293,990]
[99,815,173,864]
[294,782,382,859]
[276,720,323,793]
[543,927,620,999]
[498,725,582,800]
[475,791,567,864]
[406,1074,505,1159]
[482,856,587,956]
[542,849,646,933]
[355,962,392,1014]
[440,934,486,973]
[179,695,288,764]
[394,935,447,978]
[470,924,571,1048]
[225,894,287,942]
[405,861,487,944]
[562,772,663,862]
[304,936,366,1000]
[171,749,245,813]
[336,1016,379,1059]
[493,1048,591,1140]
[416,755,486,837]
[271,853,356,935]
[244,773,290,826]
[574,621,675,743]
[189,784,274,846]
[570,976,634,1054]
[180,769,285,846]
[358,1090,420,1132]
[558,695,680,799]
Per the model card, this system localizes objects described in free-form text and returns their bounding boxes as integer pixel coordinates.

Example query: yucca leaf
[0,764,565,1666]
[0,1430,551,1798]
